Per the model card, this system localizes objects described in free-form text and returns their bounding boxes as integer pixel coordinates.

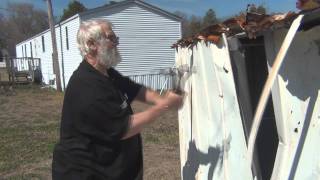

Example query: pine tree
[60,1,87,22]
[202,9,218,29]
[0,2,48,55]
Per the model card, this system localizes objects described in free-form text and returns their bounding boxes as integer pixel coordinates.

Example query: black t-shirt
[52,60,143,180]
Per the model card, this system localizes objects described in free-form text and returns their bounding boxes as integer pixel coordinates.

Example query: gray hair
[77,19,113,57]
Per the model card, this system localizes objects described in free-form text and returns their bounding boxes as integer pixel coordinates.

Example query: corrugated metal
[177,36,252,180]
[39,31,54,86]
[58,17,82,90]
[129,73,173,90]
[172,10,300,49]
[80,0,181,22]
[265,26,320,180]
[177,22,320,179]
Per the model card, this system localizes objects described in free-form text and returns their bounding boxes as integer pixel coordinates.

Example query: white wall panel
[265,26,320,180]
[177,38,252,180]
[82,4,181,89]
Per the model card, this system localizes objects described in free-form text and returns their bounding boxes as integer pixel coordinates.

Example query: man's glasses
[105,34,119,45]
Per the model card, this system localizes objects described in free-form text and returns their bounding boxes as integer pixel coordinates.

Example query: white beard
[96,43,121,68]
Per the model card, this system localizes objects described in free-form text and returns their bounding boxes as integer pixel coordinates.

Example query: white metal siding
[57,17,82,90]
[176,39,252,180]
[15,16,81,88]
[16,32,54,84]
[129,73,173,90]
[40,31,55,85]
[82,4,181,89]
[16,3,180,90]
[176,26,320,180]
[265,26,320,180]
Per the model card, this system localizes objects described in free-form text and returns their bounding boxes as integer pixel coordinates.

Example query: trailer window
[65,26,69,50]
[42,36,45,52]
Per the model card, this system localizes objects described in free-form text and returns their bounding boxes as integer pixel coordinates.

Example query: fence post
[10,58,15,84]
[31,58,35,83]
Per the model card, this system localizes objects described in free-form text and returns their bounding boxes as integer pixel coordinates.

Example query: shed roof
[80,0,182,22]
[172,7,320,48]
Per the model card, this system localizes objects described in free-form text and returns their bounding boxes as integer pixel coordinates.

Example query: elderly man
[52,19,183,180]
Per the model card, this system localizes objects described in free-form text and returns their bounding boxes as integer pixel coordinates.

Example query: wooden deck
[0,68,9,82]
[0,57,41,85]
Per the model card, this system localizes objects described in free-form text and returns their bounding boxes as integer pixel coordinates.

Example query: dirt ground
[0,68,10,82]
[133,102,181,180]
[0,85,181,180]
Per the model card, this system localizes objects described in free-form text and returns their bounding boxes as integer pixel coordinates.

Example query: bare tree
[0,2,48,55]
[173,11,190,38]
[188,15,202,37]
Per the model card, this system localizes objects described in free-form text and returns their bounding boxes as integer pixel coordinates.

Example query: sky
[0,0,298,19]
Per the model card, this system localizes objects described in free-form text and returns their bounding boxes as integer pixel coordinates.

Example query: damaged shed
[175,8,320,180]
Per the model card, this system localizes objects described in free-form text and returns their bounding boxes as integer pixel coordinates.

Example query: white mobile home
[16,0,181,90]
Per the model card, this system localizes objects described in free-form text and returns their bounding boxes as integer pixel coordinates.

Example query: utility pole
[46,0,62,92]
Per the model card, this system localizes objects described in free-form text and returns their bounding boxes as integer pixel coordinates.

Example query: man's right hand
[159,91,184,110]
[123,90,183,139]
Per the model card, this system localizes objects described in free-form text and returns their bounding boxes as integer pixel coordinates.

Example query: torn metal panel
[176,47,193,176]
[176,8,320,180]
[264,25,320,180]
[177,35,252,180]
[172,8,320,50]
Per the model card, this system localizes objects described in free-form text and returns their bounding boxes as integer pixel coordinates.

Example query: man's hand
[158,91,184,110]
[135,87,184,109]
[123,90,183,139]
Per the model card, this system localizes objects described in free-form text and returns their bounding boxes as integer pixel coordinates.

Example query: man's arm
[134,87,162,105]
[122,91,182,139]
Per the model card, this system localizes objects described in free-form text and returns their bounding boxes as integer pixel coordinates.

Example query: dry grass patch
[0,86,180,180]
[0,85,63,179]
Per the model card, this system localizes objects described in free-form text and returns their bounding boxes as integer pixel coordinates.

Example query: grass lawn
[0,85,180,180]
